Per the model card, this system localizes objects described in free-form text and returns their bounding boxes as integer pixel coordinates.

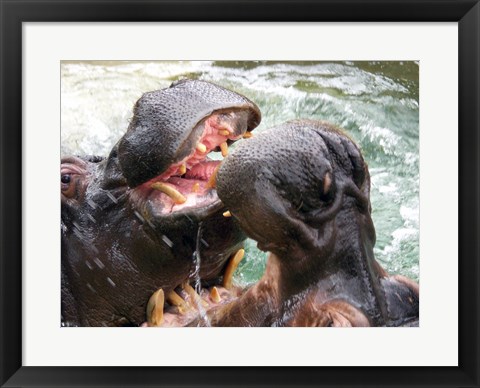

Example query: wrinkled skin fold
[161,119,419,327]
[61,80,261,326]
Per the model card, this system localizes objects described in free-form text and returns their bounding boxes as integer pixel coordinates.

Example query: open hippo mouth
[116,79,261,220]
[133,109,253,217]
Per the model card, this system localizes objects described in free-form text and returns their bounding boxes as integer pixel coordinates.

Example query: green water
[61,61,419,283]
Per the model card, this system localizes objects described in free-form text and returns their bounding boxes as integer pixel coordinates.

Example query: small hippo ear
[341,136,367,190]
[313,123,367,191]
[340,138,373,214]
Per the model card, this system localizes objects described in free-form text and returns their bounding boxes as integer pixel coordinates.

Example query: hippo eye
[61,160,86,200]
[61,173,77,198]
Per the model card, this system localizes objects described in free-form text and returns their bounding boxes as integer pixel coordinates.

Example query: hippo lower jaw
[143,250,247,327]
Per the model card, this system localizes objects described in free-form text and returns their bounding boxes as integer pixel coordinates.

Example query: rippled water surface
[61,61,419,283]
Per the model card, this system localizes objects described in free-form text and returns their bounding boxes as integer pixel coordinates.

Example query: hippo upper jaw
[116,79,261,188]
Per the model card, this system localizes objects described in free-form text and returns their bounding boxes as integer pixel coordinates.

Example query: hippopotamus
[61,79,261,326]
[156,120,419,327]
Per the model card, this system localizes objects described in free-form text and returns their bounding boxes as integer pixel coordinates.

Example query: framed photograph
[1,1,479,387]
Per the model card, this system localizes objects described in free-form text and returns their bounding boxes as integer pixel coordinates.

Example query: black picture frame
[1,1,479,387]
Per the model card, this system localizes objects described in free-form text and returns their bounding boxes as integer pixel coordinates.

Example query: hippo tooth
[222,248,245,289]
[183,283,209,308]
[243,131,253,139]
[146,288,164,327]
[218,129,230,136]
[220,142,229,157]
[210,286,222,303]
[212,116,235,135]
[166,290,185,306]
[223,211,232,217]
[178,164,187,175]
[196,142,207,153]
[192,182,200,193]
[206,164,220,189]
[166,290,188,314]
[151,182,187,204]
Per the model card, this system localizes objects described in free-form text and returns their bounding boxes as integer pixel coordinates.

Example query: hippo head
[213,120,417,327]
[61,80,261,326]
[217,120,374,275]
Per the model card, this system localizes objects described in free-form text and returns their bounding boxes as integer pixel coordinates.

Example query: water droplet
[87,199,97,209]
[93,257,105,269]
[134,210,145,224]
[106,191,118,204]
[161,235,173,248]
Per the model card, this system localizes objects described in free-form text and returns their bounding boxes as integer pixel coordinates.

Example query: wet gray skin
[61,80,261,326]
[208,120,419,327]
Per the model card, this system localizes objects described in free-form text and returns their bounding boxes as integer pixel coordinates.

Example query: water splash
[191,226,202,293]
[190,222,211,327]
